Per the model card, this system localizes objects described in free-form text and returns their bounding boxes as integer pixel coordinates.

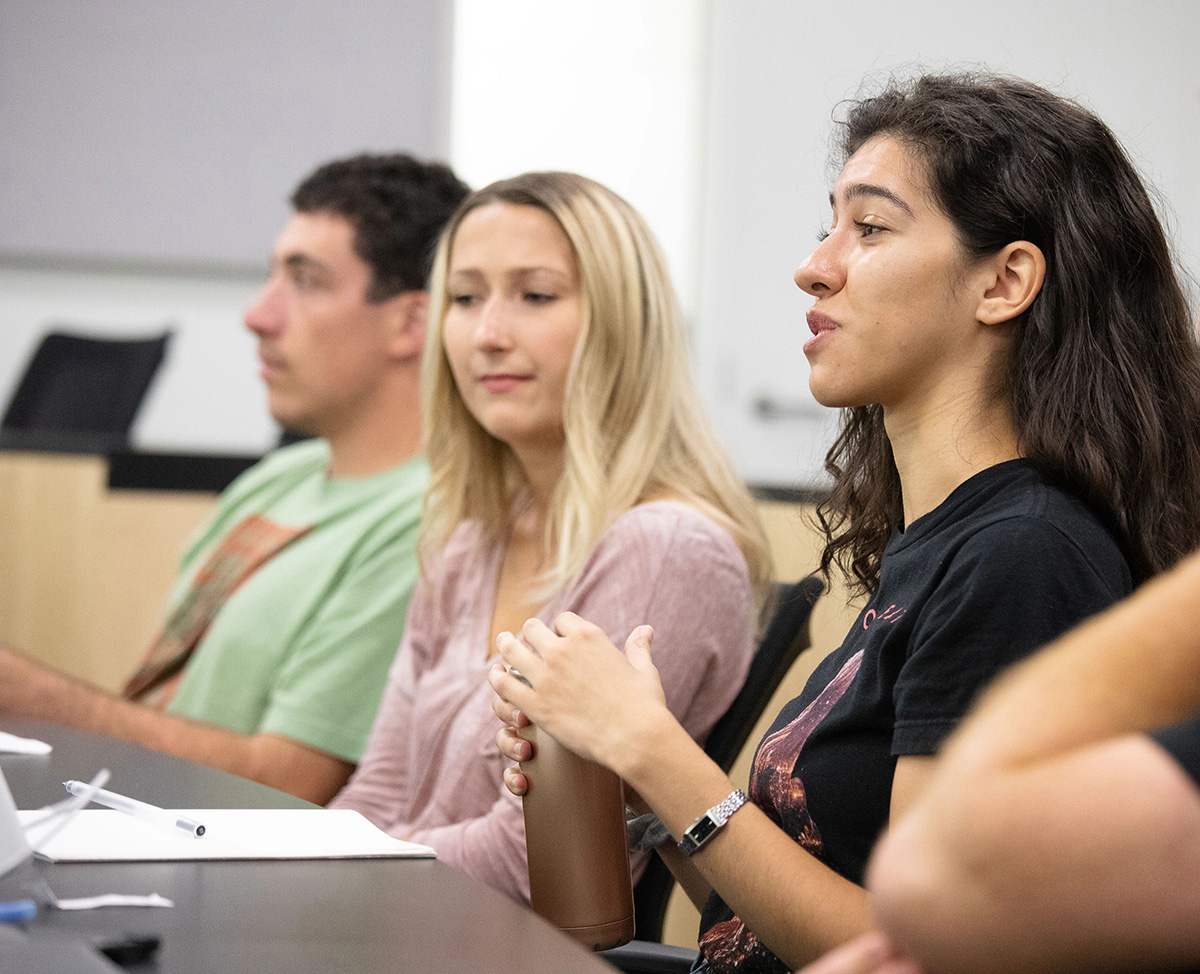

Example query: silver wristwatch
[677,789,748,857]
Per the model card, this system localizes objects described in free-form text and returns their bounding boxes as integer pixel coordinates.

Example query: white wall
[697,0,1200,487]
[448,0,709,313]
[2,2,1197,478]
[0,265,273,453]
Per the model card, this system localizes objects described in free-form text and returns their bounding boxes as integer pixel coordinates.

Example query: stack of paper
[19,808,435,862]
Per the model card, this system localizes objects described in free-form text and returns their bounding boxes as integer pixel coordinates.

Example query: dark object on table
[95,932,161,966]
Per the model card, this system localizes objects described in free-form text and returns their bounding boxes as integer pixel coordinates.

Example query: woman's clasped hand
[490,616,664,785]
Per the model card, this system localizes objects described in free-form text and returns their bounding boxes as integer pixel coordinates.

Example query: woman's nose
[794,233,845,297]
[473,298,514,350]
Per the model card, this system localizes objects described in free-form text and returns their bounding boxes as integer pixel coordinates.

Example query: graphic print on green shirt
[123,514,313,705]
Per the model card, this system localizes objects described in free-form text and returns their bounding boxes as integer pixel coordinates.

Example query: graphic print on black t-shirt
[698,650,864,974]
[696,461,1132,974]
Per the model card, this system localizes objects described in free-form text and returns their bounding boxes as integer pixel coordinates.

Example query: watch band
[677,788,748,857]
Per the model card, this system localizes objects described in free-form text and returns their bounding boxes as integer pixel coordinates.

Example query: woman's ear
[976,241,1046,325]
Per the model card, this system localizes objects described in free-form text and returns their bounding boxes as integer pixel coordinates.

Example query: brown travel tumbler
[520,724,636,950]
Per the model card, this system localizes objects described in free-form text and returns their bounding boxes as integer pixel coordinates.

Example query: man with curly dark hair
[0,154,469,803]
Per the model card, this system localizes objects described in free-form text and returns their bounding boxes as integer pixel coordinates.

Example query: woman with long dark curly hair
[490,73,1200,973]
[818,73,1200,596]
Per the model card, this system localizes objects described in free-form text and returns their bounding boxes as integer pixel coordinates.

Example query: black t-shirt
[1151,719,1200,974]
[696,460,1133,974]
[1154,716,1200,788]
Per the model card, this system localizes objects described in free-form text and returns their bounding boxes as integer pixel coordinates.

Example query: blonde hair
[420,172,771,608]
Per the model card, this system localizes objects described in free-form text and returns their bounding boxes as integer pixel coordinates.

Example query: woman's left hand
[492,695,533,796]
[487,612,670,773]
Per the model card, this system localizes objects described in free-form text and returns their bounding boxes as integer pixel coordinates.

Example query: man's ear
[384,290,429,360]
[976,241,1046,325]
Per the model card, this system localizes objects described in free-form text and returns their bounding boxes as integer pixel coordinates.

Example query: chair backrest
[631,574,825,942]
[1,329,172,450]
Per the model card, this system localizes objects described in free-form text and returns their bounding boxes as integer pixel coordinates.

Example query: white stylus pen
[63,780,206,838]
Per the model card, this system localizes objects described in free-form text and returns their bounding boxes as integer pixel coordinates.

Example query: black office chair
[604,574,825,970]
[0,329,172,452]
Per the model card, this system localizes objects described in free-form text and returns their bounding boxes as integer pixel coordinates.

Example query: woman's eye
[816,227,830,243]
[856,221,885,237]
[450,293,478,307]
[524,292,556,304]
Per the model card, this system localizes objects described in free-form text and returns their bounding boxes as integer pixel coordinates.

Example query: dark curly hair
[291,153,469,302]
[816,73,1200,594]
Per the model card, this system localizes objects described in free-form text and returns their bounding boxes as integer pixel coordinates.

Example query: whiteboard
[0,0,448,268]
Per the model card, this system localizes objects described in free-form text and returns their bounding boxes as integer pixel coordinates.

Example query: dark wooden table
[0,719,612,973]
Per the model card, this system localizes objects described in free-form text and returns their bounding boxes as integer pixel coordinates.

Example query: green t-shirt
[164,439,427,763]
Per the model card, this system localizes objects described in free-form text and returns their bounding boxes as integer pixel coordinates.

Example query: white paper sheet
[0,732,52,755]
[53,893,174,910]
[19,808,435,862]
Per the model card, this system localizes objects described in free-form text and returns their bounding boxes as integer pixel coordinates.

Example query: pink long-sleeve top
[330,500,755,902]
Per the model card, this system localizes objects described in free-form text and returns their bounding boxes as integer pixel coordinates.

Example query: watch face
[688,816,719,847]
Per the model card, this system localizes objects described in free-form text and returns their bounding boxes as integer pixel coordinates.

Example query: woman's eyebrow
[829,182,915,217]
[447,266,575,289]
[508,266,571,281]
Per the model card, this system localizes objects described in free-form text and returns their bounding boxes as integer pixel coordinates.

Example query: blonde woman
[331,172,771,901]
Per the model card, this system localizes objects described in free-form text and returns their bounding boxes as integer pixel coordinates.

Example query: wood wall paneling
[0,452,215,691]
